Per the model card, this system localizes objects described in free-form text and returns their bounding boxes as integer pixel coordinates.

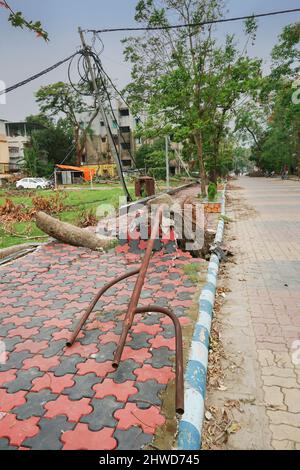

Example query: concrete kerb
[178,189,226,450]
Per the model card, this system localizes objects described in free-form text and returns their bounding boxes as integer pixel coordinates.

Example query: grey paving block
[0,438,18,450]
[127,332,152,350]
[35,327,57,341]
[114,428,153,450]
[161,324,175,339]
[13,390,57,420]
[81,396,124,431]
[0,351,33,371]
[4,368,44,393]
[0,336,23,352]
[108,359,139,384]
[53,355,85,377]
[146,347,174,368]
[42,340,66,358]
[140,313,161,326]
[177,292,193,301]
[169,273,181,280]
[63,373,102,400]
[153,297,169,308]
[23,416,75,450]
[78,329,102,346]
[128,380,165,409]
[94,343,116,363]
[17,307,39,317]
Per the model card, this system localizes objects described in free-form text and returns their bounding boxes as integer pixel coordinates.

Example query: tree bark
[35,211,111,251]
[193,130,207,197]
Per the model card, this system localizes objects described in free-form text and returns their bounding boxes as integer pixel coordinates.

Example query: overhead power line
[0,52,79,96]
[86,8,300,33]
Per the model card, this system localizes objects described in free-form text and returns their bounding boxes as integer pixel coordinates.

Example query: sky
[0,0,299,121]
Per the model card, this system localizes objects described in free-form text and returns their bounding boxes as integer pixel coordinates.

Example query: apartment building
[0,120,9,173]
[83,100,138,169]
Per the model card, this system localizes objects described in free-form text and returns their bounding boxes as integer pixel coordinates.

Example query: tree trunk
[193,130,207,197]
[35,211,111,251]
[74,126,82,166]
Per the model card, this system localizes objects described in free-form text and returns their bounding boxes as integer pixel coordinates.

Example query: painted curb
[178,189,226,450]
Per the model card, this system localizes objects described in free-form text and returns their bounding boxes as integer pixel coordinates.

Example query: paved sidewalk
[0,242,203,450]
[209,177,300,450]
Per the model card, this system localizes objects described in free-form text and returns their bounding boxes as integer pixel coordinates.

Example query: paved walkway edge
[178,190,226,450]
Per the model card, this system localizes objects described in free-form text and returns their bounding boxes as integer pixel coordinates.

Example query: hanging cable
[0,52,80,96]
[86,8,300,33]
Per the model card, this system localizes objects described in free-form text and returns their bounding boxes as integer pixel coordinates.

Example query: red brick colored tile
[0,414,40,447]
[99,332,120,345]
[131,323,162,336]
[8,326,39,339]
[43,318,72,329]
[0,369,17,387]
[52,329,73,341]
[14,340,48,354]
[31,373,75,393]
[149,335,175,350]
[93,379,137,402]
[115,403,165,433]
[76,360,115,377]
[134,364,175,384]
[62,424,117,450]
[0,389,27,412]
[22,355,60,371]
[44,395,92,422]
[2,316,32,326]
[121,346,152,363]
[63,342,98,358]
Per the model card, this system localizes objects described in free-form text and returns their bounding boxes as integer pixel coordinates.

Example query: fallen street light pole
[67,204,184,414]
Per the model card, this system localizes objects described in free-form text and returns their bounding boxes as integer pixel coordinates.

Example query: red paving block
[149,335,175,350]
[62,424,117,450]
[52,329,73,341]
[98,321,116,332]
[63,342,98,358]
[131,323,162,336]
[22,355,60,371]
[93,379,137,402]
[121,346,152,363]
[160,316,190,326]
[76,360,115,377]
[14,340,49,354]
[99,332,120,345]
[115,403,165,434]
[2,316,32,326]
[134,364,175,384]
[43,318,72,329]
[44,395,92,422]
[8,326,40,339]
[31,373,75,393]
[0,414,40,447]
[0,389,27,412]
[0,369,17,387]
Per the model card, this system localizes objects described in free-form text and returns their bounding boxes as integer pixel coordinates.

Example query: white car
[16,178,49,190]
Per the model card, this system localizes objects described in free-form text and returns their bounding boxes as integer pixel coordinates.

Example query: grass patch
[0,186,133,249]
[183,263,203,283]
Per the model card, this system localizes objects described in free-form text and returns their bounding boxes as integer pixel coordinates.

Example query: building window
[119,126,130,133]
[119,109,129,117]
[121,142,131,150]
[101,137,106,143]
[100,121,105,127]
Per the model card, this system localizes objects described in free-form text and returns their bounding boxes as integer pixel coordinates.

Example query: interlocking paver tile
[23,416,75,450]
[3,368,44,393]
[81,396,124,430]
[13,390,57,420]
[31,372,75,393]
[128,380,166,409]
[93,379,137,402]
[63,373,102,400]
[115,403,165,434]
[61,424,117,450]
[0,414,40,447]
[114,428,153,450]
[44,395,92,422]
[107,359,139,383]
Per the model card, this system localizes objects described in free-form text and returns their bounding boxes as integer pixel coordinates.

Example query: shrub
[208,182,217,201]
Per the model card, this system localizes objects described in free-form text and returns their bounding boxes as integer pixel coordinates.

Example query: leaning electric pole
[78,27,131,202]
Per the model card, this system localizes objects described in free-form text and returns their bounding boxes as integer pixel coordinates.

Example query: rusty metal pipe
[134,306,184,415]
[112,206,164,367]
[66,268,140,347]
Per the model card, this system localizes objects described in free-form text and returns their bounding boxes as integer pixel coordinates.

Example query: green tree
[36,82,99,165]
[0,1,48,40]
[123,0,261,195]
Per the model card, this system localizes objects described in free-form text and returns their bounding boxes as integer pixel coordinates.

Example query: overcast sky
[0,0,299,121]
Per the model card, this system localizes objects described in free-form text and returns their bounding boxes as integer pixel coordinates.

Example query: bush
[208,182,217,201]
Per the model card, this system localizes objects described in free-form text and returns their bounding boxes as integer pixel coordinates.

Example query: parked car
[16,178,51,190]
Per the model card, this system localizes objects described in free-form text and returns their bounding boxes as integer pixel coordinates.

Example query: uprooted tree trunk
[35,211,111,251]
